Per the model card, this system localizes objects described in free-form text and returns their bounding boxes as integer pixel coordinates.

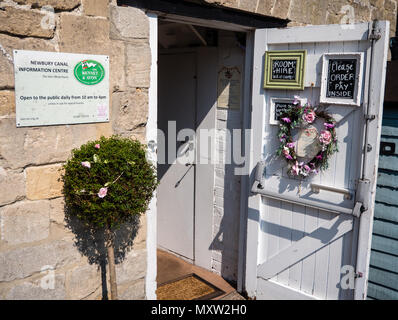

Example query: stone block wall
[0,0,151,300]
[0,0,396,301]
[201,0,397,37]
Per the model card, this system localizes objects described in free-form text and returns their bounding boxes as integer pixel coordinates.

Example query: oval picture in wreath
[276,96,338,179]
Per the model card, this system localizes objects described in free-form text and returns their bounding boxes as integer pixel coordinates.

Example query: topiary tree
[61,136,157,300]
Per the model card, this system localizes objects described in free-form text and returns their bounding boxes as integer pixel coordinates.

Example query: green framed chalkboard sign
[264,50,306,90]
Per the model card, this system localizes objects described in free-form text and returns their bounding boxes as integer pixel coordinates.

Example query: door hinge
[368,20,381,41]
[365,114,376,121]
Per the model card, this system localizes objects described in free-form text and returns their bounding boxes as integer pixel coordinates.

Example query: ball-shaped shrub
[62,136,157,229]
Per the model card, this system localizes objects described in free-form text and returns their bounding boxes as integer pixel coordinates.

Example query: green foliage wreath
[62,136,158,229]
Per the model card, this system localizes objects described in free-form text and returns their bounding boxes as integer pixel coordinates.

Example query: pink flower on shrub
[286,142,295,149]
[316,154,323,160]
[81,161,91,168]
[98,187,108,198]
[303,110,316,123]
[95,144,100,149]
[319,130,332,145]
[281,117,291,123]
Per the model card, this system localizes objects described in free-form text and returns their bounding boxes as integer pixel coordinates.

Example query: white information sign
[14,50,109,127]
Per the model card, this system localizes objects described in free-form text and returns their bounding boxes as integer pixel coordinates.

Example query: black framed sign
[269,97,307,125]
[320,53,364,106]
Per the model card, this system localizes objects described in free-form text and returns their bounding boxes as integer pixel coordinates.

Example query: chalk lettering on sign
[326,59,357,99]
[274,102,295,121]
[271,59,297,80]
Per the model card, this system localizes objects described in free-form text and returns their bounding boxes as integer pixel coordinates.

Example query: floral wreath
[276,96,338,179]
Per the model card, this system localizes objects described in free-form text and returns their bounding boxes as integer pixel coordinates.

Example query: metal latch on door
[251,161,370,217]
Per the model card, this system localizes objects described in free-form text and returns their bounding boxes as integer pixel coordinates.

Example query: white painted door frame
[147,13,255,295]
[244,22,389,300]
[146,12,158,300]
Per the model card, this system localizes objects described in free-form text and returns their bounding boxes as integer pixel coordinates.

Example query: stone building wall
[0,0,396,300]
[0,0,150,300]
[200,0,397,37]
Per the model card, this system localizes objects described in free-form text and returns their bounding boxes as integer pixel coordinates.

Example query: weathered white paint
[210,30,246,282]
[194,47,218,271]
[157,51,196,260]
[237,31,254,293]
[258,214,353,280]
[156,46,219,268]
[257,278,318,300]
[354,20,390,300]
[266,23,370,44]
[245,22,388,300]
[145,12,158,300]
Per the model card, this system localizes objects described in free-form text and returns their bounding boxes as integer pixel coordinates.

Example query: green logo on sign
[74,60,105,85]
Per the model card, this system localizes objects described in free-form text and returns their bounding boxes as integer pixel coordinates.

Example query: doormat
[157,274,225,300]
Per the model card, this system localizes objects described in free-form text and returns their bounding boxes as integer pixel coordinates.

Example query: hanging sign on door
[269,97,307,125]
[264,50,306,90]
[320,52,363,106]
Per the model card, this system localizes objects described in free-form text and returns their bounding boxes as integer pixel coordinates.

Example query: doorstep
[157,249,244,300]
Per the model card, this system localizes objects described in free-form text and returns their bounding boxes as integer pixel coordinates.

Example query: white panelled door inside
[245,22,389,300]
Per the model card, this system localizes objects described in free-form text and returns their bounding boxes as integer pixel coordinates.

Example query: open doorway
[156,19,247,290]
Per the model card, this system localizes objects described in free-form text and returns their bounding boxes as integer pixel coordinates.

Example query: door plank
[257,278,317,300]
[266,23,369,44]
[258,214,353,280]
[277,199,293,285]
[289,203,306,290]
[300,206,318,295]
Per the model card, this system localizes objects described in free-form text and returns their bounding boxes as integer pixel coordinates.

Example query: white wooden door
[157,52,196,260]
[245,22,389,300]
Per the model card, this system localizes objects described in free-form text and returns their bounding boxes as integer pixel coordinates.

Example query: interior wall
[210,30,245,283]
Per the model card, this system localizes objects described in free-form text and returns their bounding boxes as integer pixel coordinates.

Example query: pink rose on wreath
[281,117,291,123]
[319,130,332,145]
[303,110,316,124]
[286,142,295,149]
[324,123,335,129]
[291,161,300,175]
[283,147,293,160]
[98,187,108,198]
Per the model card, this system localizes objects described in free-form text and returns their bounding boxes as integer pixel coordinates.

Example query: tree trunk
[106,227,118,300]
